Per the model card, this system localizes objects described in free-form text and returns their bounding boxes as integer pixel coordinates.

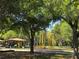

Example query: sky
[46,20,61,31]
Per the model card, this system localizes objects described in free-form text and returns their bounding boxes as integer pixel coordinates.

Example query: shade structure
[5,38,27,48]
[8,38,26,42]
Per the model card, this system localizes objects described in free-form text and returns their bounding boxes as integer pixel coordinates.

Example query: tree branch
[61,16,73,28]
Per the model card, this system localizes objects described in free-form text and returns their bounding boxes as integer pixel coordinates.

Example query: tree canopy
[0,0,79,58]
[52,20,72,46]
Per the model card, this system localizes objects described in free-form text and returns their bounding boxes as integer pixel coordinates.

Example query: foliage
[60,20,72,42]
[43,0,79,58]
[47,32,56,46]
[52,20,72,46]
[2,30,17,40]
[0,0,79,57]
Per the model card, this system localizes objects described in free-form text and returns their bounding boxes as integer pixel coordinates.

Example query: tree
[12,15,51,53]
[1,1,79,58]
[52,20,72,46]
[43,0,79,58]
[0,0,52,53]
[47,32,56,46]
[38,31,46,46]
[60,20,72,46]
[0,0,21,38]
[52,24,62,46]
[2,30,17,40]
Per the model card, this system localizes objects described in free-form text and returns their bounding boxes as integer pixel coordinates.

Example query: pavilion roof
[8,38,26,41]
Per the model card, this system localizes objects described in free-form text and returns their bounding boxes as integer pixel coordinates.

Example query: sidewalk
[0,48,30,51]
[0,48,73,54]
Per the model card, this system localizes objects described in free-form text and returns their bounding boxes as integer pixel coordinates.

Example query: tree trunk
[72,27,79,59]
[30,28,35,53]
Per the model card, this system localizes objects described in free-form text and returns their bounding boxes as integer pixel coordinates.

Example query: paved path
[0,48,30,51]
[0,48,73,54]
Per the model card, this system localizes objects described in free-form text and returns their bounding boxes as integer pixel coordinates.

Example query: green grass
[32,54,72,59]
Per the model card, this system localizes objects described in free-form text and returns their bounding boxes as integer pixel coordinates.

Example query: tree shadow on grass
[0,50,73,59]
